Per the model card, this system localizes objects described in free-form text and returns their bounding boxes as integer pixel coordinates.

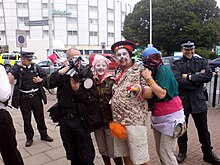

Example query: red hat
[111,41,136,53]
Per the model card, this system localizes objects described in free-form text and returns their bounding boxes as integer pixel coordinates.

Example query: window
[108,20,114,26]
[0,3,3,9]
[67,30,77,36]
[25,31,30,36]
[17,3,28,9]
[0,31,5,36]
[121,11,126,17]
[89,6,97,12]
[9,54,17,60]
[108,9,114,14]
[42,17,48,20]
[18,17,29,23]
[108,32,114,37]
[0,17,4,24]
[42,3,48,9]
[67,4,77,10]
[89,31,98,36]
[43,30,54,36]
[89,19,98,24]
[67,17,77,23]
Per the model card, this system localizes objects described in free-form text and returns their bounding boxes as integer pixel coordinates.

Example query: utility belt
[62,106,79,119]
[20,90,40,99]
[65,112,79,119]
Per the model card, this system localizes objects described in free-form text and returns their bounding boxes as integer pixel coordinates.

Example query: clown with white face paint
[110,41,153,165]
[116,48,132,69]
[91,54,123,165]
[91,54,111,83]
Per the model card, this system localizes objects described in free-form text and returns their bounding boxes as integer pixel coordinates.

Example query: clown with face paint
[110,41,153,165]
[91,54,123,165]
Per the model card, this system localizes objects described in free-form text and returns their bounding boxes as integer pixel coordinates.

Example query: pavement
[0,92,220,165]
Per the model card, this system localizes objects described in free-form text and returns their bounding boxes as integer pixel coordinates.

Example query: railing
[205,69,220,108]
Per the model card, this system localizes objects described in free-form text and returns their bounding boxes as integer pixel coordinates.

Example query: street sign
[216,46,220,56]
[101,42,106,50]
[16,29,27,48]
[24,20,48,26]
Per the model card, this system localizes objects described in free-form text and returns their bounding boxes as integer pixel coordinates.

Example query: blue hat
[143,47,160,58]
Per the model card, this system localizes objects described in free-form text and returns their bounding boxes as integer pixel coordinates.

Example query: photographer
[46,48,99,165]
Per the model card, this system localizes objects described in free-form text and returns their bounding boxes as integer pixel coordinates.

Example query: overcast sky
[121,0,220,8]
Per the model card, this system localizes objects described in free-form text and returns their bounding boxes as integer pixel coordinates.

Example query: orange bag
[109,122,127,140]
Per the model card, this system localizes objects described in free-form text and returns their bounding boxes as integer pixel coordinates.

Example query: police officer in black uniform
[9,51,53,147]
[171,39,220,165]
[46,48,99,165]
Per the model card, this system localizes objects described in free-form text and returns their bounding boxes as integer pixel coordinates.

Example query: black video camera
[66,57,84,83]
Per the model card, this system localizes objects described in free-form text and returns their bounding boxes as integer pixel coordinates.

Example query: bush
[195,47,217,59]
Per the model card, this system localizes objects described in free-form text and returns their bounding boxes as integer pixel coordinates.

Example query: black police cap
[180,38,195,49]
[20,51,35,60]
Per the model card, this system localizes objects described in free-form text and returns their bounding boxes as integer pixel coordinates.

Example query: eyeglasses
[116,52,128,57]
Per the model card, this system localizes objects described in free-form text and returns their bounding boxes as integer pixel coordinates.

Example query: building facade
[0,0,132,57]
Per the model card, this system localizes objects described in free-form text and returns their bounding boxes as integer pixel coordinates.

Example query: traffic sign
[24,20,48,26]
[216,46,220,56]
[101,42,106,50]
[16,30,27,48]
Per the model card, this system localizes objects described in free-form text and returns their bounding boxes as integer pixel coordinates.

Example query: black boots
[203,151,220,165]
[41,135,54,142]
[176,153,187,163]
[25,139,33,147]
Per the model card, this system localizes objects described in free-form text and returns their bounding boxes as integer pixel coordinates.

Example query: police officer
[46,48,98,165]
[171,39,220,165]
[8,51,53,147]
[0,64,24,165]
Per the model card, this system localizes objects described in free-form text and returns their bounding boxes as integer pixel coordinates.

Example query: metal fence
[205,72,220,108]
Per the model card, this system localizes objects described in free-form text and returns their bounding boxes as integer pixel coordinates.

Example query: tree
[122,0,220,56]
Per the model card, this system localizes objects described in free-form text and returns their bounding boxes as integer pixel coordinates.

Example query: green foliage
[122,0,220,58]
[196,47,218,59]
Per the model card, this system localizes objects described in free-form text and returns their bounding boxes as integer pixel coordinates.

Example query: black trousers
[59,116,95,165]
[0,110,24,165]
[178,111,212,155]
[19,94,48,140]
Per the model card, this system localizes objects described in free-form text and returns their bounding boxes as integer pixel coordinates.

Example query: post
[149,0,152,46]
[48,0,53,55]
[212,69,219,107]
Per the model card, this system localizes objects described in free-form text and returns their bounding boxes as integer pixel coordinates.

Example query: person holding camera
[171,39,220,165]
[8,51,53,147]
[46,48,100,165]
[0,64,24,165]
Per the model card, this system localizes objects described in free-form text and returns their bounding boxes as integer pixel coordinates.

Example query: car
[0,52,21,71]
[162,54,203,67]
[162,56,182,67]
[89,53,118,70]
[37,60,61,75]
[208,57,220,72]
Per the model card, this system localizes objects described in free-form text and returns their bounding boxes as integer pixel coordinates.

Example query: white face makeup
[116,48,131,67]
[94,60,108,76]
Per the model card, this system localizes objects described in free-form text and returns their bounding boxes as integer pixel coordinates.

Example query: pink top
[152,96,183,116]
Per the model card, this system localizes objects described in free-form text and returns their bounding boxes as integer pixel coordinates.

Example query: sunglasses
[116,52,128,57]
